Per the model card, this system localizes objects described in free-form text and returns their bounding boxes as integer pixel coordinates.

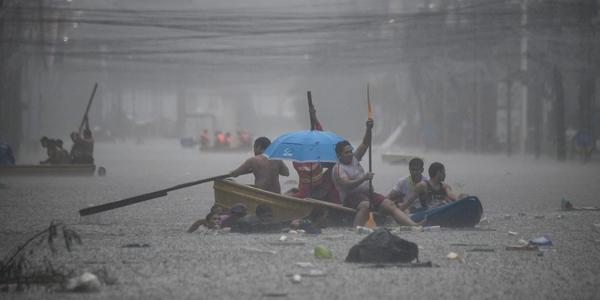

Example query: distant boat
[0,164,96,176]
[213,179,356,223]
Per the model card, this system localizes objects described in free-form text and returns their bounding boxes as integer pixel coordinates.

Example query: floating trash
[446,252,463,262]
[291,274,302,283]
[508,231,519,236]
[65,272,101,293]
[505,244,539,251]
[529,236,553,246]
[241,247,276,255]
[295,262,315,268]
[314,245,333,259]
[121,243,150,248]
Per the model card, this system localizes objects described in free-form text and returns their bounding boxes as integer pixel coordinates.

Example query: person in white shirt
[387,158,429,213]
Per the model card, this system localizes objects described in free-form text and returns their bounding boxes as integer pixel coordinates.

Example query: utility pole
[506,79,512,156]
[520,0,529,154]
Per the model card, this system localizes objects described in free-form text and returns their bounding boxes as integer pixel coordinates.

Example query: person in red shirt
[287,105,340,204]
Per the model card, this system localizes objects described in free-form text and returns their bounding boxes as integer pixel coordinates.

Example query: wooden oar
[79,174,230,216]
[367,83,373,198]
[79,83,98,134]
[307,91,315,130]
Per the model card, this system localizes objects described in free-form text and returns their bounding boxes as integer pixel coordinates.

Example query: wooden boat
[213,179,356,223]
[0,164,96,176]
[381,152,420,164]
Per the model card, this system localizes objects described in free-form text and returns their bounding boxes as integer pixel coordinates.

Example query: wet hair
[255,204,272,217]
[428,162,445,178]
[335,140,351,158]
[408,158,424,170]
[230,203,248,216]
[254,137,271,150]
[210,205,224,214]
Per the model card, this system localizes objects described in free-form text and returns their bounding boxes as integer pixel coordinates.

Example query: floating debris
[314,245,333,259]
[295,262,315,268]
[466,248,495,252]
[291,274,302,283]
[241,247,276,255]
[121,243,150,248]
[263,292,288,297]
[529,236,553,246]
[505,244,539,251]
[450,243,489,247]
[447,252,463,262]
[65,272,101,293]
[508,231,519,236]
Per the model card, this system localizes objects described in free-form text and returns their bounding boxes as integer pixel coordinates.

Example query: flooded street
[1,140,600,299]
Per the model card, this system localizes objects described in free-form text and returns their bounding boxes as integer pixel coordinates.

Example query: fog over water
[4,0,597,159]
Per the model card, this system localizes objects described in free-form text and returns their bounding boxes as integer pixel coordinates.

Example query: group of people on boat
[189,112,482,233]
[198,129,253,151]
[40,120,95,165]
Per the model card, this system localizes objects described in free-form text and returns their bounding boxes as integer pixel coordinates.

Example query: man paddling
[332,119,420,227]
[229,137,289,194]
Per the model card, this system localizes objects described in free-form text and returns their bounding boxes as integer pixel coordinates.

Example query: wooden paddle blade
[367,83,373,120]
[79,190,167,216]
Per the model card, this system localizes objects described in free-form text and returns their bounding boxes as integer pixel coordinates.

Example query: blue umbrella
[264,130,345,163]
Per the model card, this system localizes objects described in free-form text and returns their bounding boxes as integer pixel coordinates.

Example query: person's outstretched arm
[229,158,253,177]
[354,119,373,161]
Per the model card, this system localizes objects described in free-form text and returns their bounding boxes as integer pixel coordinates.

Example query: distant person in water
[229,137,289,194]
[0,137,15,165]
[332,119,421,227]
[387,157,428,213]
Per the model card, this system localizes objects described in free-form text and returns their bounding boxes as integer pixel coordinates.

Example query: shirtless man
[229,137,289,193]
[399,162,458,212]
[332,119,420,227]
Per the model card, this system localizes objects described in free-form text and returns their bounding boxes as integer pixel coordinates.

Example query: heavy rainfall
[1,0,599,299]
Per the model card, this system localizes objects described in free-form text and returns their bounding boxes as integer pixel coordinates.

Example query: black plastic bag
[345,228,418,263]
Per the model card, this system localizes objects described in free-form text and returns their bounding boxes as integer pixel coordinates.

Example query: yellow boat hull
[213,179,355,223]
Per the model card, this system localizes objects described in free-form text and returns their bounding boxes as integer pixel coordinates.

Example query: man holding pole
[332,119,420,227]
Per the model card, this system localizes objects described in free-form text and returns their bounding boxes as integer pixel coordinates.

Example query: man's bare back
[230,154,289,193]
[229,136,289,193]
